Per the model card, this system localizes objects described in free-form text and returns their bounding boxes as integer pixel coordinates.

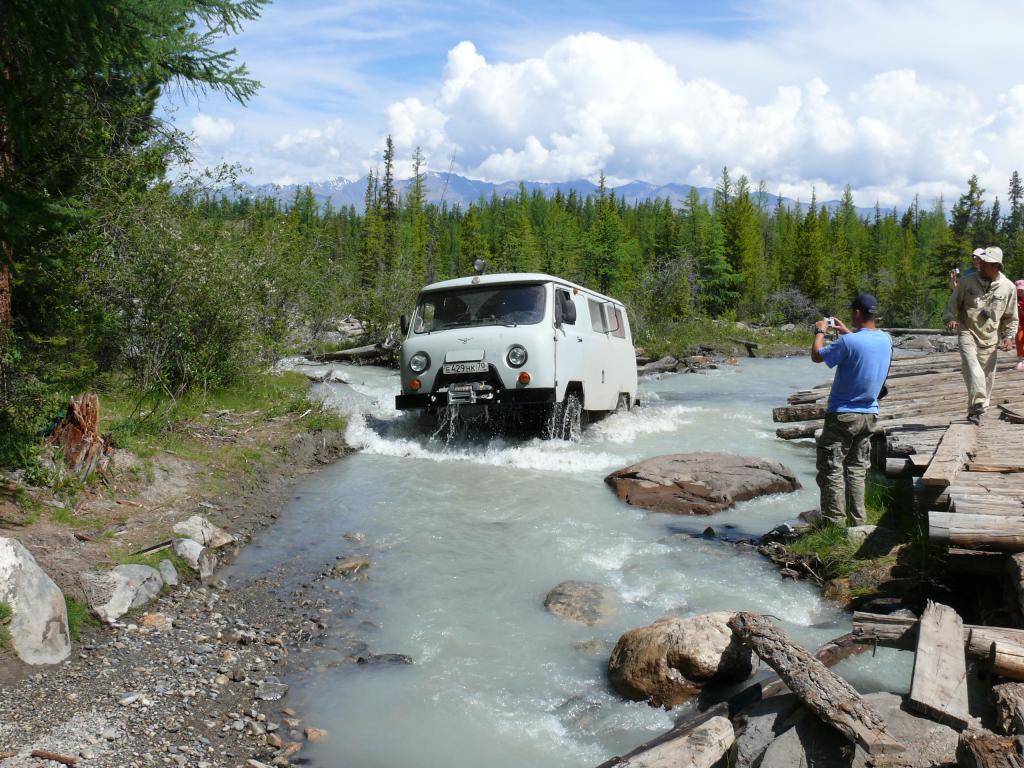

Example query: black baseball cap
[850,293,878,315]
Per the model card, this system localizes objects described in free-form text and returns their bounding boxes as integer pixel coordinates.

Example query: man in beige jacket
[943,246,1019,424]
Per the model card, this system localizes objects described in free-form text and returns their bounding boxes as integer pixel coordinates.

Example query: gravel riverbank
[1,425,355,768]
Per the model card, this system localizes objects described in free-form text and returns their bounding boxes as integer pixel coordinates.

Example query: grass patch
[64,596,99,641]
[0,601,11,650]
[113,547,190,574]
[786,476,922,584]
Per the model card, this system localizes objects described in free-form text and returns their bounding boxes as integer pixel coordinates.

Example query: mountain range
[232,172,886,217]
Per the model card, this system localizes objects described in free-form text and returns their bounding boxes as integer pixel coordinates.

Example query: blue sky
[162,0,1024,206]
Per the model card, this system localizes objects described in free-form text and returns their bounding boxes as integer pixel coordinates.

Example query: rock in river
[544,581,616,626]
[0,536,71,665]
[608,612,755,708]
[605,453,800,515]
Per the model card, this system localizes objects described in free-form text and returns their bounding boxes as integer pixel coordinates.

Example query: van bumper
[395,387,556,411]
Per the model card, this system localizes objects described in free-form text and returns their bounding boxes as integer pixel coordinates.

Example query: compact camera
[825,316,838,328]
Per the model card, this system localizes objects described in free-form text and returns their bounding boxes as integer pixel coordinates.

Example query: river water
[229,357,911,767]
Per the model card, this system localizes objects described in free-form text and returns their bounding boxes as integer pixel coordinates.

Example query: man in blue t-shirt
[810,294,893,526]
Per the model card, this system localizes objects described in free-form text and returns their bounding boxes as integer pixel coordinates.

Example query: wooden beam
[921,422,977,488]
[930,512,1024,552]
[908,601,971,727]
[727,612,905,755]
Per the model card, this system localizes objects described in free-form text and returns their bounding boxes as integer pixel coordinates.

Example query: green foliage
[0,601,10,650]
[64,596,99,642]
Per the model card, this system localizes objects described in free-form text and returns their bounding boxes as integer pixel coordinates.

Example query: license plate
[443,361,488,375]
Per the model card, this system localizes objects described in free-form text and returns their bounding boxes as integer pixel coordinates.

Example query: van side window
[612,307,626,338]
[588,299,607,332]
[556,289,576,325]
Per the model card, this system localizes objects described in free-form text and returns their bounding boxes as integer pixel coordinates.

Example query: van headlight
[409,352,430,373]
[506,345,528,368]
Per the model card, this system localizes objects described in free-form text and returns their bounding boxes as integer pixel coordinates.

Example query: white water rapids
[229,357,912,767]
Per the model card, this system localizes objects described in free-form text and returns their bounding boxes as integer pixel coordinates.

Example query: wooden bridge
[774,350,1024,555]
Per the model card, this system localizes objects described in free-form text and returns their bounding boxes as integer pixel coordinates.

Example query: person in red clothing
[1016,279,1024,371]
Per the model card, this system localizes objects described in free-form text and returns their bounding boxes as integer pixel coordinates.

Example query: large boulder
[606,453,801,515]
[172,515,233,549]
[544,581,616,626]
[174,538,215,581]
[608,612,755,708]
[0,537,71,665]
[82,564,163,624]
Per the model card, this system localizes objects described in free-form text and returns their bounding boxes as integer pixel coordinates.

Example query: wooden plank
[921,422,977,488]
[728,613,905,755]
[908,601,971,727]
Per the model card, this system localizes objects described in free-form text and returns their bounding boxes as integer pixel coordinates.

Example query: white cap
[979,246,1003,264]
[971,248,986,257]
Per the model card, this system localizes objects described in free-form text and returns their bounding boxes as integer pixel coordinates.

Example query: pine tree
[0,0,267,335]
[1003,171,1024,277]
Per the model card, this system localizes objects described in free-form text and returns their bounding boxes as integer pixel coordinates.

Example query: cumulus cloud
[190,114,236,146]
[383,34,1024,205]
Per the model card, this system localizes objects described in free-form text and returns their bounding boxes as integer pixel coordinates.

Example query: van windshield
[413,283,547,333]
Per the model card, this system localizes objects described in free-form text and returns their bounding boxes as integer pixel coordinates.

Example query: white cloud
[380,33,1024,205]
[190,114,236,146]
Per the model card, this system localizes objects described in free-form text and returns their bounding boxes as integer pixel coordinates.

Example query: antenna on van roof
[473,259,487,275]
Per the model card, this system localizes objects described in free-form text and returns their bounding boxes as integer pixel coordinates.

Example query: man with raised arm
[810,294,893,527]
[942,246,1019,424]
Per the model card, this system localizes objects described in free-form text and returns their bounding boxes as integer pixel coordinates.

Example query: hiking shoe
[967,412,981,426]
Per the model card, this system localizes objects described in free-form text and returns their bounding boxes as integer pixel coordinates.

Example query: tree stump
[45,393,111,480]
[956,729,1024,767]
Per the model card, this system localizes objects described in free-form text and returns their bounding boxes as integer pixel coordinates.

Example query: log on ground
[727,612,905,755]
[930,512,1024,552]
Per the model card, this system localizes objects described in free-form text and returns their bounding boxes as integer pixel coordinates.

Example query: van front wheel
[551,392,585,441]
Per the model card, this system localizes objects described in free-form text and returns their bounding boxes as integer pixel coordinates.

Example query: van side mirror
[400,314,410,335]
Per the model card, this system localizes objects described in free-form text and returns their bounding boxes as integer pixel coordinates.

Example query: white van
[395,272,638,437]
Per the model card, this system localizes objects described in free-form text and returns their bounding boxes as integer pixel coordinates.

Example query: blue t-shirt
[819,329,893,414]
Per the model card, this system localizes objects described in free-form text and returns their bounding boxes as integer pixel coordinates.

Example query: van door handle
[576,337,583,343]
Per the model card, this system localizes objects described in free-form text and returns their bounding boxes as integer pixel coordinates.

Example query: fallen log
[930,512,1024,552]
[853,612,1024,680]
[727,612,905,755]
[307,343,382,363]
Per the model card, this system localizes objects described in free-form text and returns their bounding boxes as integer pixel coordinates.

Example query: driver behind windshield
[478,286,544,324]
[433,295,470,329]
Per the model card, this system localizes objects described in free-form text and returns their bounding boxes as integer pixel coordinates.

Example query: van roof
[420,272,622,305]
